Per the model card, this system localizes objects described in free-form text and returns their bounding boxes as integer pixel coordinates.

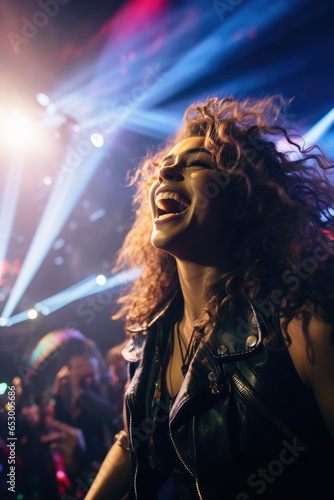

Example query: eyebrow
[162,147,212,163]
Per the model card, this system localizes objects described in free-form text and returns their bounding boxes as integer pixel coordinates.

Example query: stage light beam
[0,154,24,285]
[1,146,106,321]
[303,107,334,146]
[5,268,142,326]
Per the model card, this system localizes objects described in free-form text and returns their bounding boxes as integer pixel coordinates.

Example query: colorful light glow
[0,0,332,326]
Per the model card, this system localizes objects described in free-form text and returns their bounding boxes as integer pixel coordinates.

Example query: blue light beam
[143,0,306,109]
[0,154,24,284]
[6,267,142,326]
[35,267,142,313]
[303,107,334,146]
[1,146,107,320]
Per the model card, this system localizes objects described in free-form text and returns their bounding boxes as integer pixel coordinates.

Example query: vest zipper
[127,338,161,499]
[127,393,139,499]
[169,401,204,500]
[232,372,304,443]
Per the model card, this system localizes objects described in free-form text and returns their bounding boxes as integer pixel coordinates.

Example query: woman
[86,96,334,499]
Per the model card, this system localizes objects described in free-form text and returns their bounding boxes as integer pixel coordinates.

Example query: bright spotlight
[0,317,8,327]
[36,92,51,107]
[90,132,104,148]
[27,309,38,320]
[96,274,107,286]
[2,110,36,148]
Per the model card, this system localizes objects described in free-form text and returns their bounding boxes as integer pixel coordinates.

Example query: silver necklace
[176,319,196,377]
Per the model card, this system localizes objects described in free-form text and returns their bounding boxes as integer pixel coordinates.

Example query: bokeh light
[27,309,38,320]
[96,274,107,285]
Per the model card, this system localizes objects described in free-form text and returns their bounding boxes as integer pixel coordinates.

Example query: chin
[150,233,190,263]
[150,232,172,254]
[150,232,171,252]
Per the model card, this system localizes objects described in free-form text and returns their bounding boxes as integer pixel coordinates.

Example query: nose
[158,163,184,183]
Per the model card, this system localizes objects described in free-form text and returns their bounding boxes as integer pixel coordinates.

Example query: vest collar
[170,300,264,426]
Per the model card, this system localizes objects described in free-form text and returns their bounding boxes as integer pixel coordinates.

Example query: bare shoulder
[280,305,334,439]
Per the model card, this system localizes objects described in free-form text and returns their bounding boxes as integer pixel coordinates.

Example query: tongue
[159,198,187,214]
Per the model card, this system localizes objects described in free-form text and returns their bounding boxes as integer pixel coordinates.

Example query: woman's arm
[281,308,334,439]
[84,435,131,500]
[85,391,132,499]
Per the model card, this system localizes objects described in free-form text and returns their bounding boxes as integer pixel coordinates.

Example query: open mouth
[155,191,190,219]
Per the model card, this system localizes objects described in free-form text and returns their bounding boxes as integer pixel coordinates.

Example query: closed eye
[187,159,213,169]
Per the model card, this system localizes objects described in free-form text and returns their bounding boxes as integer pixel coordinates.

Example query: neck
[176,260,218,340]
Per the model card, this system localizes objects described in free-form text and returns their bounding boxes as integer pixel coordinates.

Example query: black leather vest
[123,300,334,499]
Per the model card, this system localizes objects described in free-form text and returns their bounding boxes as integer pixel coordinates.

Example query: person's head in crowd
[106,341,128,387]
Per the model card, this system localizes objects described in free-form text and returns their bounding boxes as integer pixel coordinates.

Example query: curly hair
[112,96,334,340]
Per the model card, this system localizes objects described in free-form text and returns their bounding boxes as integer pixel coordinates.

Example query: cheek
[203,171,230,199]
[192,170,227,199]
[194,180,232,221]
[205,173,232,213]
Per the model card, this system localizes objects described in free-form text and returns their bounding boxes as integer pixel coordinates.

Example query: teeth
[155,191,190,208]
